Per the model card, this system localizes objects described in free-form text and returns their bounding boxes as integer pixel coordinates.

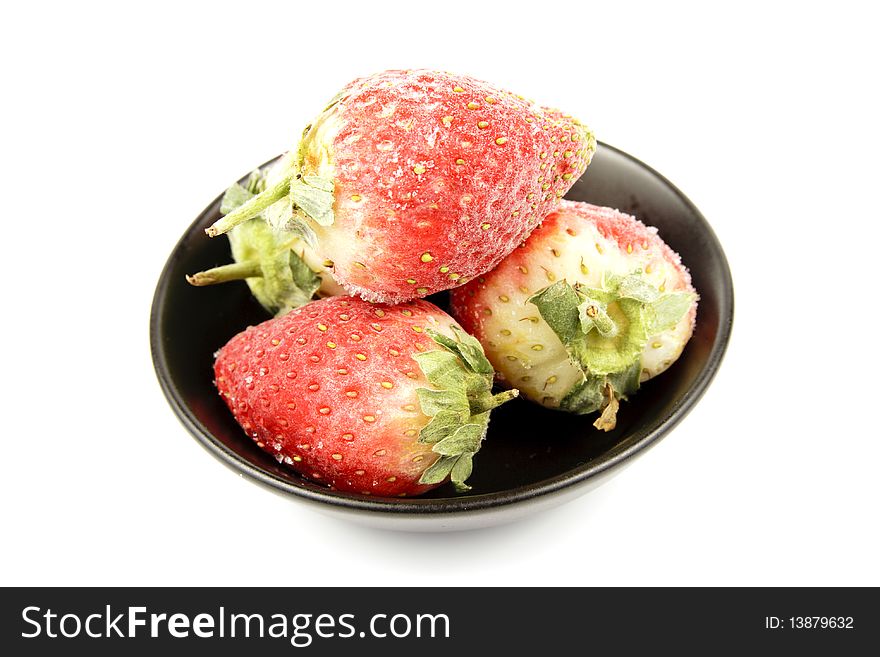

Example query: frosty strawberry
[214,296,517,496]
[451,201,697,431]
[205,69,595,304]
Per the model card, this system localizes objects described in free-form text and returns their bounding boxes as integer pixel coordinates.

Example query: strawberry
[187,156,344,316]
[450,200,697,431]
[205,69,596,304]
[213,295,517,496]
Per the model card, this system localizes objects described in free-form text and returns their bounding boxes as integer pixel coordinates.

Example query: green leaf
[286,217,318,249]
[284,250,321,308]
[425,328,494,376]
[206,162,327,316]
[530,281,624,373]
[606,361,641,400]
[413,350,472,390]
[450,327,496,375]
[418,411,463,444]
[647,292,695,333]
[424,330,459,353]
[433,424,484,456]
[290,176,335,226]
[208,176,292,236]
[220,181,255,215]
[419,456,457,485]
[263,195,295,232]
[578,297,647,376]
[416,388,469,417]
[420,328,497,402]
[530,281,590,370]
[528,281,583,344]
[577,283,616,305]
[302,175,334,193]
[244,169,266,195]
[558,363,639,423]
[558,378,605,415]
[450,454,474,492]
[413,325,514,493]
[531,277,653,378]
[227,215,322,316]
[617,273,660,303]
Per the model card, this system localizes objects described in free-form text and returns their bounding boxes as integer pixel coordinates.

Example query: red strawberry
[214,296,517,496]
[206,69,596,304]
[451,200,697,431]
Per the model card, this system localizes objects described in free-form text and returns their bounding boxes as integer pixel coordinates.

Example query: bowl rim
[150,141,734,516]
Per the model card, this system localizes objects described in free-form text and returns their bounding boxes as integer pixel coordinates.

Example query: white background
[2,1,877,586]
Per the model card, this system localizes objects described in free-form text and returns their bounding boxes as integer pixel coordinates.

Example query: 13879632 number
[790,617,854,629]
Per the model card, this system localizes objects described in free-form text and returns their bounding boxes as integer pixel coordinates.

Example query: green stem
[469,388,519,415]
[186,260,263,286]
[205,177,292,237]
[583,301,617,337]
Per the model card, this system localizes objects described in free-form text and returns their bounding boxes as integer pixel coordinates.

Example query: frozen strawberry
[214,296,517,496]
[205,69,596,304]
[451,200,697,431]
[187,156,344,316]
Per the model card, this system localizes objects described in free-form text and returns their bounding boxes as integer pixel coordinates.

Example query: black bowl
[150,143,733,531]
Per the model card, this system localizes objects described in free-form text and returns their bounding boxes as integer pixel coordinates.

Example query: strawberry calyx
[204,174,335,238]
[529,273,695,430]
[187,170,322,316]
[413,327,518,491]
[204,92,346,240]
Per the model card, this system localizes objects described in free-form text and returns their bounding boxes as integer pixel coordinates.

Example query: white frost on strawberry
[451,200,697,430]
[205,69,595,304]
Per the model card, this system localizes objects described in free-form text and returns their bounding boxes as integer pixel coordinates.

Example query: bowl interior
[151,143,732,511]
